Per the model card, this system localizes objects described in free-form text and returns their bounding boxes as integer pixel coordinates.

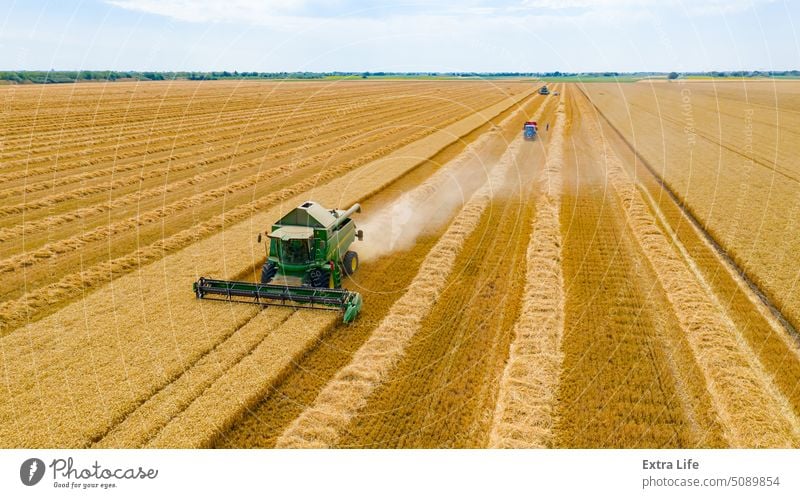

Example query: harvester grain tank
[193,201,364,323]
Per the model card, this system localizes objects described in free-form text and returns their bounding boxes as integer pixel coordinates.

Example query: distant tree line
[1,70,799,84]
[667,70,800,79]
[0,70,328,84]
[0,71,167,83]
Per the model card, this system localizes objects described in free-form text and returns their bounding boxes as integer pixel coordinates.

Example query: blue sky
[0,0,797,72]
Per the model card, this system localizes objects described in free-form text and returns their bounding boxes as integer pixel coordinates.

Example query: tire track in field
[0,89,447,199]
[0,93,446,214]
[0,99,443,238]
[0,102,475,272]
[0,113,462,334]
[275,132,536,448]
[0,83,426,171]
[0,87,536,448]
[489,95,567,448]
[215,91,549,448]
[577,90,800,447]
[125,92,544,447]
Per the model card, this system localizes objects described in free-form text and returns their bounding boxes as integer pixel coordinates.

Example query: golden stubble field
[1,79,798,449]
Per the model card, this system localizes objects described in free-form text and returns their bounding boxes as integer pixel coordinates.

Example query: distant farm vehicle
[523,121,538,141]
[193,201,364,323]
[539,86,550,95]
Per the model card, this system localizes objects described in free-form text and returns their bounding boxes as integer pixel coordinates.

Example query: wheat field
[1,79,799,448]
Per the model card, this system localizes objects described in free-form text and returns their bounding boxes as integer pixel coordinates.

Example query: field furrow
[215,92,550,448]
[553,92,724,448]
[0,85,534,447]
[0,89,529,331]
[4,79,798,450]
[489,95,567,448]
[571,89,800,447]
[0,88,455,206]
[582,81,800,332]
[591,89,800,426]
[275,103,550,447]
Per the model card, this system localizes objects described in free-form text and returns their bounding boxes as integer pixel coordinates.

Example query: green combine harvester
[193,201,364,323]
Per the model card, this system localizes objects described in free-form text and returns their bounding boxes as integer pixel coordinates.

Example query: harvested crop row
[583,82,800,335]
[0,95,358,177]
[216,90,550,448]
[0,99,409,203]
[0,91,517,327]
[489,96,567,448]
[0,87,451,200]
[116,91,545,448]
[618,135,800,419]
[0,88,504,284]
[0,85,508,234]
[276,141,527,448]
[0,81,498,165]
[0,81,444,144]
[551,92,726,448]
[0,96,322,170]
[0,89,535,447]
[0,97,449,240]
[0,81,437,160]
[95,306,296,448]
[579,91,800,447]
[0,90,456,217]
[331,93,558,449]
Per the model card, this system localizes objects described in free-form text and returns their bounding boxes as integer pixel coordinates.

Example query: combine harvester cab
[193,201,364,323]
[523,121,538,141]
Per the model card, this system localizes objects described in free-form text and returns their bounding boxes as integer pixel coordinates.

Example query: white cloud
[522,0,776,15]
[106,0,310,24]
[61,0,789,73]
[105,0,777,26]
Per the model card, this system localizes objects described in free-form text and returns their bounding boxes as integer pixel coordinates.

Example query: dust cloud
[355,138,502,261]
[355,131,522,262]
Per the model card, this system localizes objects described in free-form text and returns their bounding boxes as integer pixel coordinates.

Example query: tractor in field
[193,201,364,323]
[523,121,538,141]
[539,85,550,95]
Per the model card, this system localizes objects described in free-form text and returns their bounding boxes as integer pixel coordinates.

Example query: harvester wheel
[260,262,277,284]
[343,251,359,276]
[308,268,329,288]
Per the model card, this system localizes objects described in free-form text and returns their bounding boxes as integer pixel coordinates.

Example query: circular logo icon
[20,458,45,486]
